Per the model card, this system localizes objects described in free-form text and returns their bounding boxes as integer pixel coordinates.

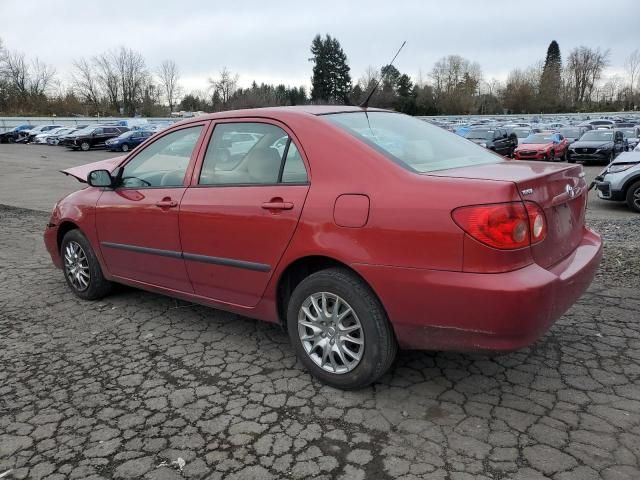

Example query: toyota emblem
[565,184,575,198]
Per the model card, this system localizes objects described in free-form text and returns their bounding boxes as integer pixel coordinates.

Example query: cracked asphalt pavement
[1,149,640,479]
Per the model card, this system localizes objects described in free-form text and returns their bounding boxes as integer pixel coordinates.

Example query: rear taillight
[525,202,546,244]
[452,201,546,250]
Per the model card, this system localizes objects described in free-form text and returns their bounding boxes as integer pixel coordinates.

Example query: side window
[120,125,203,188]
[93,128,104,135]
[281,142,308,183]
[200,122,298,186]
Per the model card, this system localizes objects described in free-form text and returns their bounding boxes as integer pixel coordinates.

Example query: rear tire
[626,181,640,213]
[286,268,397,389]
[61,229,112,300]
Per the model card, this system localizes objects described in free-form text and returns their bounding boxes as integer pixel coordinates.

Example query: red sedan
[514,132,570,161]
[44,107,602,389]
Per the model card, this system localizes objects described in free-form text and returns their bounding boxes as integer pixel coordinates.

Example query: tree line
[0,35,638,117]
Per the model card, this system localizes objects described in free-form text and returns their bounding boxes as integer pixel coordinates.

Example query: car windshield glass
[523,134,553,144]
[559,128,580,137]
[323,112,502,173]
[119,131,135,138]
[73,127,95,135]
[514,129,531,138]
[581,131,613,141]
[464,130,493,140]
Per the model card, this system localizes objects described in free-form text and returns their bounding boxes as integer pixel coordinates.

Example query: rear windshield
[323,112,501,173]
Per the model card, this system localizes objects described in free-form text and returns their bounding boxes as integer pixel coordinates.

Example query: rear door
[179,120,310,307]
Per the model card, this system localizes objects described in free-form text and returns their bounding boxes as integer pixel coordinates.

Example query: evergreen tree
[310,34,352,104]
[539,40,562,112]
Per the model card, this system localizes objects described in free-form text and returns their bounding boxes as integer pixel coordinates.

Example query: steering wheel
[121,176,152,187]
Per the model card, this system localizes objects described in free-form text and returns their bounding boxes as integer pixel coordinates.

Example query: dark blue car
[105,129,153,152]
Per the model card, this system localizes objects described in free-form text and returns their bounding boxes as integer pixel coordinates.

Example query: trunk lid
[61,156,124,183]
[430,160,587,268]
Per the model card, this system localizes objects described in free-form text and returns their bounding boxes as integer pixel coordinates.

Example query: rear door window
[199,122,307,185]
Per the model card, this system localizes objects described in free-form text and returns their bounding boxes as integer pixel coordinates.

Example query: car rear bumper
[353,227,602,352]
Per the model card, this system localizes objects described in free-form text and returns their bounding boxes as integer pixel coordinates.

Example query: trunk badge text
[521,188,534,196]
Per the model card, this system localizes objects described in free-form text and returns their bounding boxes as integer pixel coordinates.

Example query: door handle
[262,199,294,211]
[156,198,178,208]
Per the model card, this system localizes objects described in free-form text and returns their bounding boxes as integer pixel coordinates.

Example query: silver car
[593,151,640,213]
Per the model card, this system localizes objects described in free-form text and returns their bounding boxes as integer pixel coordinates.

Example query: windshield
[618,129,636,138]
[559,128,581,138]
[523,134,554,144]
[323,112,502,173]
[464,129,494,140]
[73,127,96,135]
[118,131,135,139]
[580,131,613,141]
[514,129,531,138]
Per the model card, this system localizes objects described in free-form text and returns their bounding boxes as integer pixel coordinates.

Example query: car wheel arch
[275,255,389,327]
[56,221,80,253]
[622,174,640,196]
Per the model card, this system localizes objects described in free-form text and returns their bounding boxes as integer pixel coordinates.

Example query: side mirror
[87,169,113,188]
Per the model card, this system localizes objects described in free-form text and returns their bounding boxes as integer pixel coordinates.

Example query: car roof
[169,106,391,128]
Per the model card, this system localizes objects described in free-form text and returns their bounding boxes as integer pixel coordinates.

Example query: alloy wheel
[297,292,364,374]
[122,144,129,152]
[633,188,640,210]
[64,241,90,291]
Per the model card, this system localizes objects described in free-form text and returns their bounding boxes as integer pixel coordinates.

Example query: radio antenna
[360,41,407,109]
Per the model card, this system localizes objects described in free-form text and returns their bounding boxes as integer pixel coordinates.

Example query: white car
[33,127,67,144]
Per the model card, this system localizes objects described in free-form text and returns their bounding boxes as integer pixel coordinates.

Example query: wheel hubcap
[634,189,640,209]
[298,292,364,374]
[64,241,90,291]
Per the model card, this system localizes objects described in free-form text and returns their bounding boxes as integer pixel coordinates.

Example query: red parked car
[514,132,570,161]
[44,107,602,389]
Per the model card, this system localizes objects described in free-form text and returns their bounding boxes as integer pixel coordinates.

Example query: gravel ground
[587,218,640,288]
[1,203,639,480]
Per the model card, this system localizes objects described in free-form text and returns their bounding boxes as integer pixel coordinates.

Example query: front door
[179,120,310,307]
[96,124,207,292]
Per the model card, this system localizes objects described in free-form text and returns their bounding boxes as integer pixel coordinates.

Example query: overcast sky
[1,0,637,93]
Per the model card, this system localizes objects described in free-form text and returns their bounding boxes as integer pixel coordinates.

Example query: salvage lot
[1,144,639,479]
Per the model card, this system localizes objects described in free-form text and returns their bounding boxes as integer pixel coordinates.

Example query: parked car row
[0,121,174,151]
[450,116,640,165]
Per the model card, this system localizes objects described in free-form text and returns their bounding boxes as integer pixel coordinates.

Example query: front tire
[286,268,397,389]
[121,143,129,152]
[626,181,640,213]
[61,229,112,300]
[80,141,90,151]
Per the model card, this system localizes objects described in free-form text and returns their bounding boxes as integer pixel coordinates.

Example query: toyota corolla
[44,106,602,389]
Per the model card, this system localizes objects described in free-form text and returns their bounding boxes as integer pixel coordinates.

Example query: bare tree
[157,60,182,113]
[624,49,640,97]
[430,55,482,113]
[94,52,120,112]
[0,49,55,97]
[566,46,610,105]
[113,47,148,116]
[72,57,102,108]
[208,67,238,109]
[28,58,56,96]
[1,50,29,96]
